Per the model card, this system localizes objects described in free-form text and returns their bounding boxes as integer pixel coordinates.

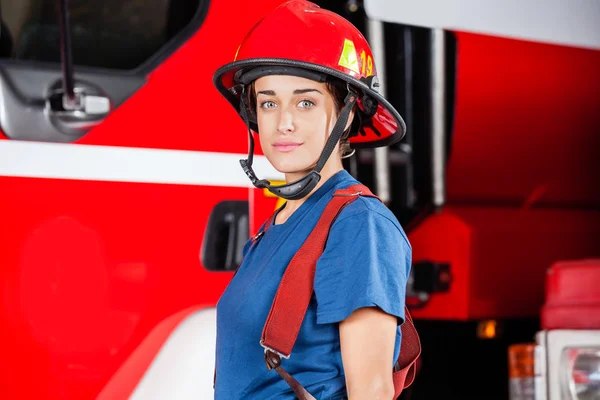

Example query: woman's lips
[273,143,302,153]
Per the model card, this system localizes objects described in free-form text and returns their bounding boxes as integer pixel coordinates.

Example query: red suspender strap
[260,184,421,399]
[393,308,421,397]
[260,184,373,356]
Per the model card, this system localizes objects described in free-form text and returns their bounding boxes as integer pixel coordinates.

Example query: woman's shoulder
[335,192,399,225]
[332,192,410,246]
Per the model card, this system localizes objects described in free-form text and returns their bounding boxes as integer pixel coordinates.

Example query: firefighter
[212,1,412,398]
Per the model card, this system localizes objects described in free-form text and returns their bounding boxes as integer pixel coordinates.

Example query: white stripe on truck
[0,140,283,186]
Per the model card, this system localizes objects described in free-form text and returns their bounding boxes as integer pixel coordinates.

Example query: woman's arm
[339,306,398,400]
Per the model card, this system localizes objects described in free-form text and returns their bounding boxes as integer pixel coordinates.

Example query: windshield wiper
[57,0,80,110]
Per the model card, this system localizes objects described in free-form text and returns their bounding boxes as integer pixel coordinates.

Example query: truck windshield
[0,0,201,70]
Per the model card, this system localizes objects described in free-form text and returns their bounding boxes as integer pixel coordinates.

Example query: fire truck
[0,0,598,399]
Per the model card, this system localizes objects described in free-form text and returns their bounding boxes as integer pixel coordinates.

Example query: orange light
[477,320,498,339]
[508,343,535,378]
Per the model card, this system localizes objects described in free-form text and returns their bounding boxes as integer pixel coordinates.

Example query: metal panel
[364,0,600,50]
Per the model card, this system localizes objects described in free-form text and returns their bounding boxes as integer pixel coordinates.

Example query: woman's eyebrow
[293,88,323,95]
[257,90,276,96]
[256,88,323,96]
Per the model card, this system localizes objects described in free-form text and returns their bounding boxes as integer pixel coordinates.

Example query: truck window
[0,0,207,142]
[0,0,203,70]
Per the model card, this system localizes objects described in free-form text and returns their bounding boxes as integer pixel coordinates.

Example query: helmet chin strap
[239,88,357,201]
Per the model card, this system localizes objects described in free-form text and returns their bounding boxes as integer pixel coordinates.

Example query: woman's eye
[298,100,315,108]
[260,101,277,109]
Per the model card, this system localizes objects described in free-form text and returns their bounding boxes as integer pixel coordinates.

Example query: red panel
[411,28,600,321]
[409,207,600,320]
[447,32,600,208]
[407,211,472,320]
[541,259,600,330]
[0,177,244,399]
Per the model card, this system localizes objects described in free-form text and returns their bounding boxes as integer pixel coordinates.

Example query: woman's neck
[275,160,344,225]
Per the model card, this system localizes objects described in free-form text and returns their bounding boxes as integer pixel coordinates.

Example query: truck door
[0,0,283,399]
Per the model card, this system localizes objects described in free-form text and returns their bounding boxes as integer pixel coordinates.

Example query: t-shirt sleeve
[314,204,411,325]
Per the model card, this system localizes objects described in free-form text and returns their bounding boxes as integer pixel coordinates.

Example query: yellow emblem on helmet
[338,39,360,74]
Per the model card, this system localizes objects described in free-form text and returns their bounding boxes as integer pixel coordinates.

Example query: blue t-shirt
[214,170,412,399]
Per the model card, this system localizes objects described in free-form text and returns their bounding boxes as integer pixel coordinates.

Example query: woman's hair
[245,78,356,158]
[325,80,355,158]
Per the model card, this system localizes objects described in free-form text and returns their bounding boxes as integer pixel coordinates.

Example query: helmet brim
[213,58,406,148]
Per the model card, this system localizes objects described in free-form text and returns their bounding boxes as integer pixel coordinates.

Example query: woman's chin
[265,152,317,176]
[272,162,313,176]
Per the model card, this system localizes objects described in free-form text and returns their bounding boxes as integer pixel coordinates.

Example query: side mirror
[201,201,249,271]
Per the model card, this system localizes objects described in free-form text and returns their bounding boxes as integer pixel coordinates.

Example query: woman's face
[254,75,341,175]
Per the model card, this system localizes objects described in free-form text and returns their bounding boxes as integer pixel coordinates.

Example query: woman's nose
[277,110,295,134]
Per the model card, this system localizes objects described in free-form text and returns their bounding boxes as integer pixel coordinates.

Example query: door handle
[0,75,112,141]
[46,81,111,136]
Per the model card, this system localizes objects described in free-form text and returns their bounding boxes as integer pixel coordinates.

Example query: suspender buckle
[260,341,289,370]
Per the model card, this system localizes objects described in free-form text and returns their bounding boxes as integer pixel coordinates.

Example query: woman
[212,1,413,399]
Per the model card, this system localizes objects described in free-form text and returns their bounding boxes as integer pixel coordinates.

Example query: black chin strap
[239,88,357,201]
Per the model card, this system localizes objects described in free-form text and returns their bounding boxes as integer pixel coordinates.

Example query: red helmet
[213,0,406,148]
[213,0,406,200]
